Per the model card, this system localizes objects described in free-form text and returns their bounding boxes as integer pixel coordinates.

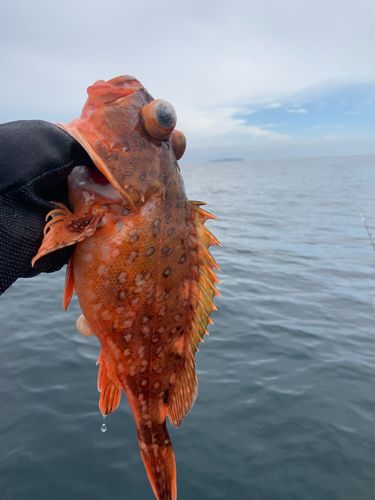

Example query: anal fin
[31,202,103,267]
[97,349,122,416]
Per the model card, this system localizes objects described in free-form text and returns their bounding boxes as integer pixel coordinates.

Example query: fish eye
[171,130,186,160]
[140,99,177,141]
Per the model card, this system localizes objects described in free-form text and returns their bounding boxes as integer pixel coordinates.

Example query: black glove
[0,120,95,295]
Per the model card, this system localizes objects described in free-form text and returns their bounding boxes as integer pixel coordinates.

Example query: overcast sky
[1,0,375,161]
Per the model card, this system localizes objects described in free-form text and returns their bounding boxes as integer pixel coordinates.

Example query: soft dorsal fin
[167,201,220,428]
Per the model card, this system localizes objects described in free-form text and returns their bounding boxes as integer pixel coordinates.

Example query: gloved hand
[0,120,95,295]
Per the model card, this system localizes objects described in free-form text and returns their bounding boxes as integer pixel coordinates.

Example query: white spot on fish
[146,247,155,257]
[154,382,160,389]
[101,310,111,321]
[124,349,131,357]
[158,306,167,317]
[125,251,138,265]
[118,272,127,284]
[98,265,110,276]
[141,379,147,386]
[124,334,132,341]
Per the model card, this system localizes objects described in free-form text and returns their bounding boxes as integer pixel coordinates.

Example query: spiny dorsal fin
[168,201,220,428]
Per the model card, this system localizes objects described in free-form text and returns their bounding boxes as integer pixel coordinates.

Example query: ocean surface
[1,156,375,500]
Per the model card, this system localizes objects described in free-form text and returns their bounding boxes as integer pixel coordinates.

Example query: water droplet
[101,415,107,433]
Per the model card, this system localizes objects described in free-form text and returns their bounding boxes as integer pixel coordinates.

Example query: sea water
[1,156,375,499]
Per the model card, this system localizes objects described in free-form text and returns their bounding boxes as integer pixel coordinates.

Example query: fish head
[59,75,186,211]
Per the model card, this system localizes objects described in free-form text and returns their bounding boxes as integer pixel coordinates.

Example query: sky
[1,0,375,162]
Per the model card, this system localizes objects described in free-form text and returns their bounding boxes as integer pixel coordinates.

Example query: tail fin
[137,421,177,500]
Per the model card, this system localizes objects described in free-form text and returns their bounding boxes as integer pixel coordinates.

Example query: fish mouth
[56,122,137,211]
[69,165,124,202]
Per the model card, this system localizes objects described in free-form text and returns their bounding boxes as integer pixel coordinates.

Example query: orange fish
[32,75,220,500]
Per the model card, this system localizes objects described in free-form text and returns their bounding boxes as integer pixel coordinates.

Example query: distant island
[209,158,244,163]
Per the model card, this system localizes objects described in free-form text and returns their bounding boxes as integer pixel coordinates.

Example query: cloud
[1,0,375,159]
[182,106,290,148]
[287,108,308,113]
[266,103,283,109]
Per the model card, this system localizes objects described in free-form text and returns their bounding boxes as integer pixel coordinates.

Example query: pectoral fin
[32,202,103,267]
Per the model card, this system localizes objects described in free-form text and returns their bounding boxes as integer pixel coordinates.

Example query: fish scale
[32,75,220,500]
